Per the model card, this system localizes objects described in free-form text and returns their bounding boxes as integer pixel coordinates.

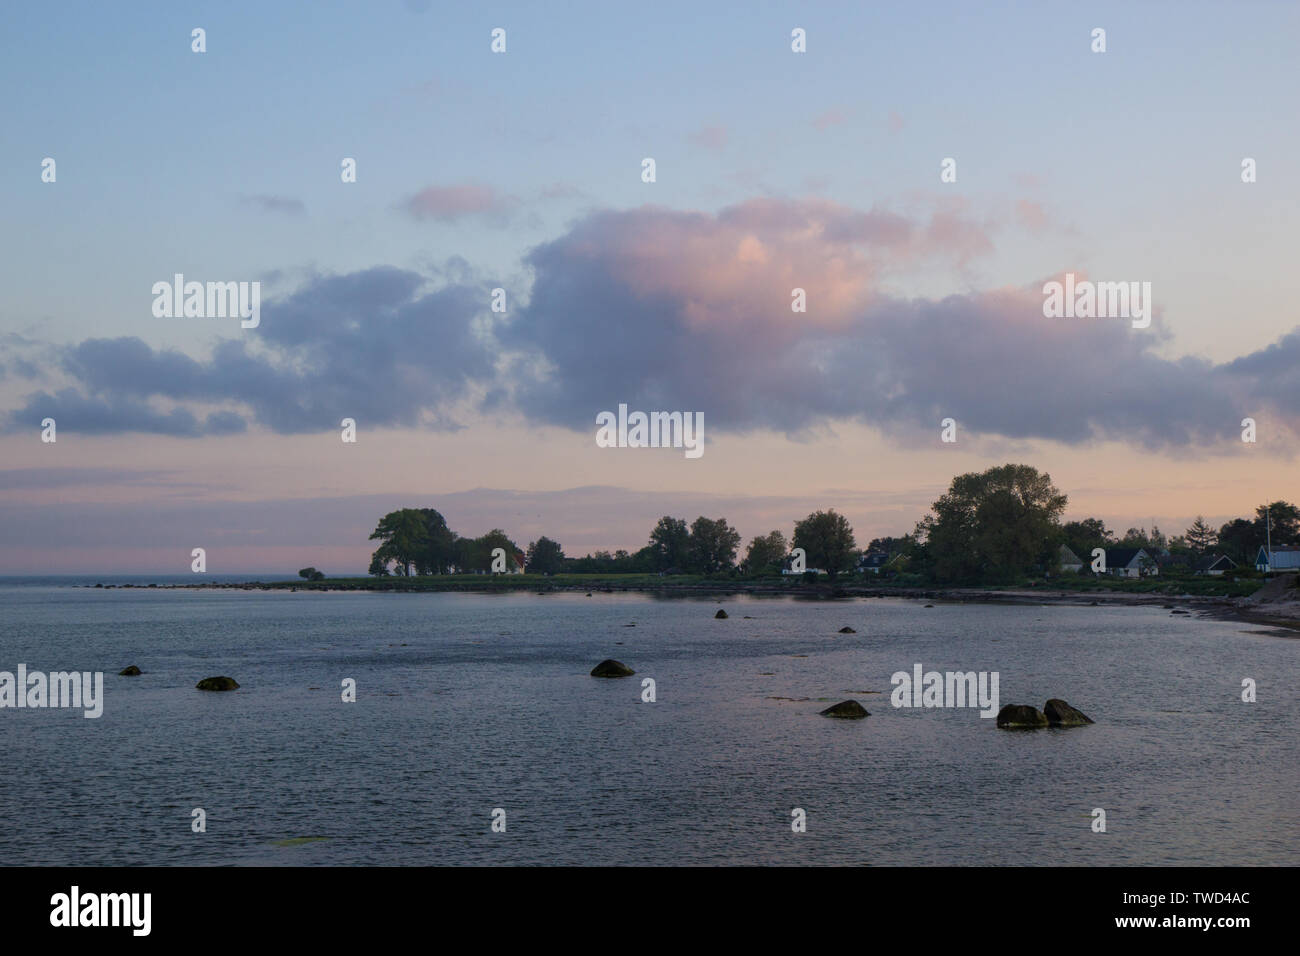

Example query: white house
[1058,544,1083,573]
[1104,548,1157,578]
[1255,545,1300,572]
[1193,554,1236,576]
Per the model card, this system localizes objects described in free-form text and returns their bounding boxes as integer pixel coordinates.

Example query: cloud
[6,199,1298,452]
[887,111,905,134]
[1015,199,1049,234]
[504,202,1297,449]
[401,184,514,223]
[242,195,307,217]
[2,265,499,435]
[812,110,845,130]
[688,124,728,150]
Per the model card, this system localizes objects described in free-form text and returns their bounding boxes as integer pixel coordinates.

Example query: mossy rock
[996,704,1048,729]
[1044,698,1094,727]
[820,699,869,719]
[838,626,856,633]
[195,676,240,691]
[715,609,728,619]
[118,665,142,676]
[590,659,635,678]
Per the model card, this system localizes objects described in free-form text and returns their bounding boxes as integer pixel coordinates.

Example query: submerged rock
[838,626,856,633]
[118,665,142,676]
[715,609,729,619]
[1044,698,1094,727]
[590,659,635,678]
[996,704,1048,729]
[820,699,869,719]
[195,676,239,691]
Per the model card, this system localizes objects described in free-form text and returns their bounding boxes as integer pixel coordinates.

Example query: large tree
[368,508,430,576]
[743,530,788,575]
[914,463,1067,585]
[413,509,458,574]
[526,536,565,574]
[792,510,857,580]
[687,516,741,573]
[1061,518,1113,565]
[453,529,522,572]
[1256,501,1300,546]
[648,516,691,571]
[1217,518,1260,566]
[1184,516,1218,555]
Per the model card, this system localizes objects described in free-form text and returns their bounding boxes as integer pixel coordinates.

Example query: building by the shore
[1255,545,1300,572]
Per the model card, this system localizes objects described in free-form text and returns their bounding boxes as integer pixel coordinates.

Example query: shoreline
[83,574,1300,633]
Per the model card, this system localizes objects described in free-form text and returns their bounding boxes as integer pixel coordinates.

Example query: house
[510,550,526,573]
[1193,554,1236,576]
[857,552,890,574]
[1156,551,1192,571]
[1255,545,1300,572]
[1058,544,1083,573]
[1103,547,1157,578]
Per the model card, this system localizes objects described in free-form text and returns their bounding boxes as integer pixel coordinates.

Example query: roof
[1105,547,1149,568]
[1193,554,1236,571]
[1256,546,1300,568]
[858,552,889,568]
[1059,544,1082,564]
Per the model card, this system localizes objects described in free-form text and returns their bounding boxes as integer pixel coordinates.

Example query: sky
[2,1,1298,573]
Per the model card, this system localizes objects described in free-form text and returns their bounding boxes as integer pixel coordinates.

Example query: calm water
[0,585,1295,866]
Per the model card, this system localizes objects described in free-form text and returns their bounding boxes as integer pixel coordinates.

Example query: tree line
[362,467,1296,585]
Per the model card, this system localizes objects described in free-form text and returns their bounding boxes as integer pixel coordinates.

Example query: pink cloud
[688,124,728,150]
[812,110,845,130]
[403,184,513,222]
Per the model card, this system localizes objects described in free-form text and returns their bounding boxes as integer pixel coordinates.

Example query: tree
[368,509,430,576]
[1255,501,1300,546]
[1217,518,1259,566]
[1184,516,1218,556]
[744,530,787,575]
[687,516,741,573]
[1062,519,1113,565]
[457,529,522,572]
[413,509,457,574]
[866,535,913,556]
[793,510,857,580]
[526,537,566,574]
[914,464,1067,585]
[298,567,317,580]
[648,516,691,571]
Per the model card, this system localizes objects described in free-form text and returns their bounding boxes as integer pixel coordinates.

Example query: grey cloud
[3,266,498,435]
[242,194,307,217]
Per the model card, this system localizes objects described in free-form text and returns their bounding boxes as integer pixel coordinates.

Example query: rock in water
[996,704,1048,729]
[1044,698,1094,726]
[590,659,635,678]
[715,609,728,619]
[195,676,240,691]
[118,665,142,676]
[820,700,869,719]
[838,626,856,633]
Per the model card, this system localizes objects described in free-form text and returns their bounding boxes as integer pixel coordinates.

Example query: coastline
[86,573,1300,633]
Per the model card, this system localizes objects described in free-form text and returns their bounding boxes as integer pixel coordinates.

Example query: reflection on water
[0,587,1295,865]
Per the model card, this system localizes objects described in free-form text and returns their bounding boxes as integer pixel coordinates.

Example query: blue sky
[2,1,1298,570]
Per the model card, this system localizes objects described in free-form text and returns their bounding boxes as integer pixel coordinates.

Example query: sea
[1,577,1295,865]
